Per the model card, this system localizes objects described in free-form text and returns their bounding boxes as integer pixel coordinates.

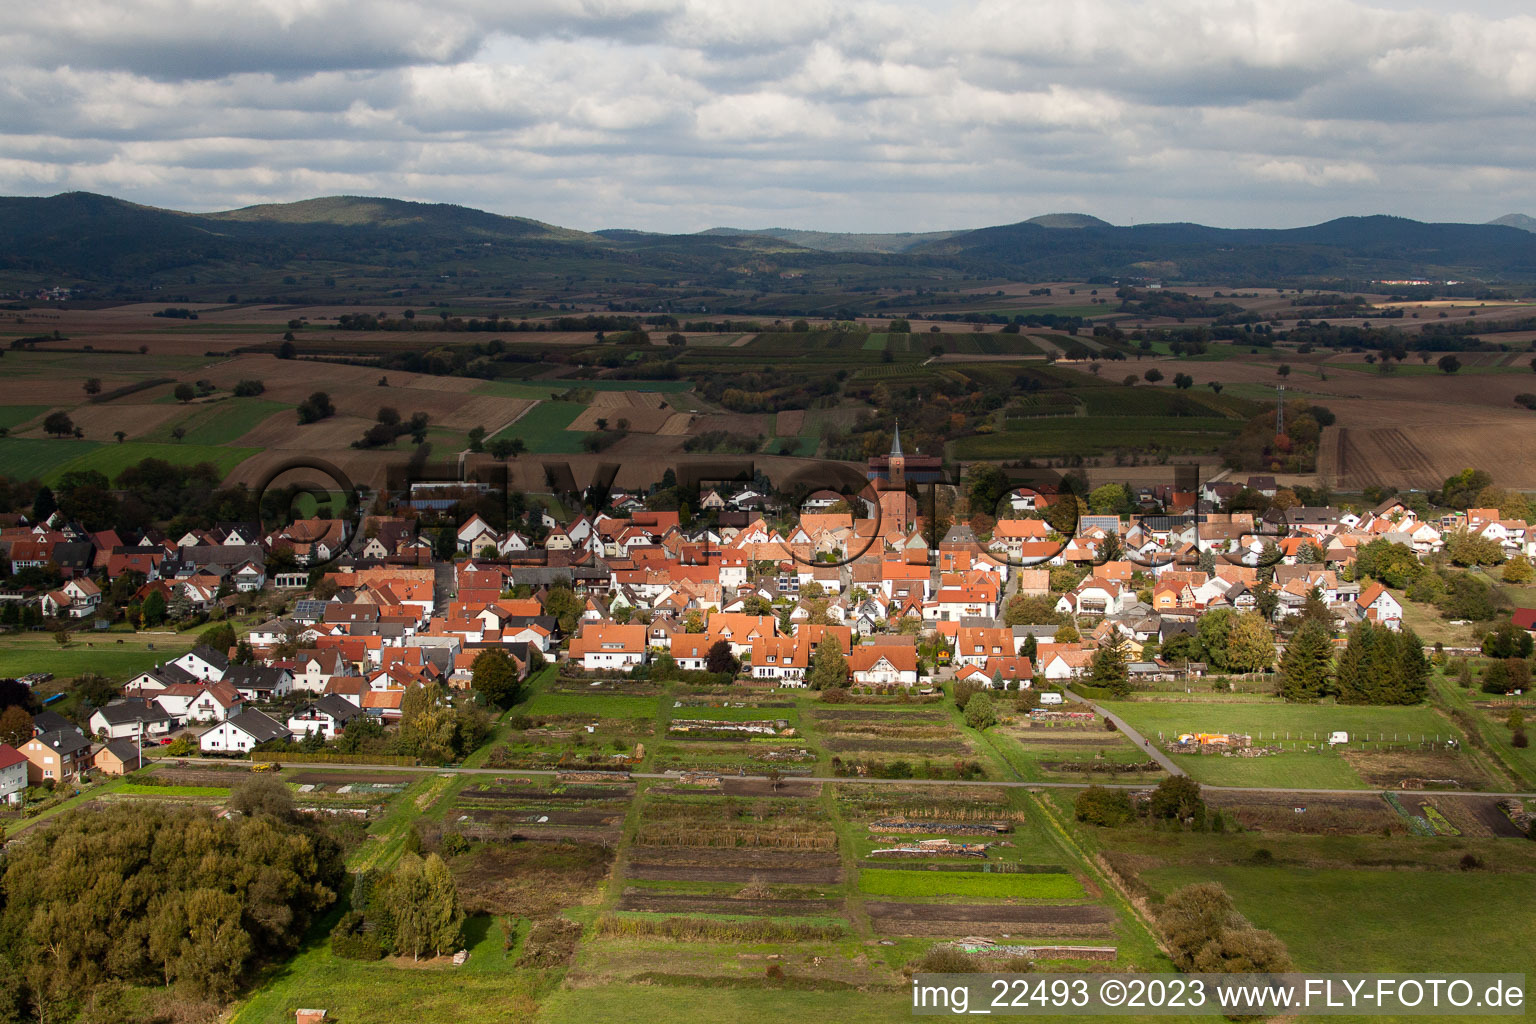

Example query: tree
[1149,775,1206,826]
[173,383,195,403]
[384,853,433,960]
[487,437,525,461]
[963,691,998,729]
[1172,372,1193,390]
[297,391,335,424]
[1196,608,1234,670]
[114,430,126,443]
[1277,364,1291,378]
[1277,617,1333,701]
[1090,639,1130,697]
[423,853,464,957]
[1483,621,1534,659]
[1143,368,1164,383]
[43,411,74,437]
[0,704,30,747]
[141,589,167,627]
[466,425,486,452]
[1334,621,1428,705]
[1158,882,1292,974]
[1225,612,1276,674]
[83,378,101,396]
[1438,354,1461,374]
[808,635,847,690]
[1208,381,1223,394]
[706,640,738,676]
[1503,555,1535,584]
[1004,594,1064,627]
[1074,785,1135,826]
[471,649,522,708]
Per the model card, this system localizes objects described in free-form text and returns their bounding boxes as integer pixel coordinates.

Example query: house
[182,681,246,723]
[848,643,920,687]
[41,577,102,618]
[200,709,292,754]
[0,743,27,805]
[1357,582,1403,631]
[287,695,365,740]
[569,623,649,670]
[224,666,295,701]
[21,729,93,784]
[170,645,229,682]
[87,699,174,741]
[93,738,151,775]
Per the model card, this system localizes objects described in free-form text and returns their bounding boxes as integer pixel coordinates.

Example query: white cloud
[0,0,1533,229]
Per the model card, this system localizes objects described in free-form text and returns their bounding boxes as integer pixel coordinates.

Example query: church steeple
[891,420,903,457]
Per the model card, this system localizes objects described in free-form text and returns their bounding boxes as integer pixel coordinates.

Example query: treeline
[333,312,652,333]
[1116,287,1241,320]
[0,788,345,1019]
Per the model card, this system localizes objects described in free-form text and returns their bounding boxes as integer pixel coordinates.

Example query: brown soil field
[1206,791,1404,835]
[864,901,1113,936]
[20,402,186,439]
[615,892,844,916]
[288,771,417,785]
[655,413,696,435]
[1340,748,1492,790]
[450,839,614,917]
[1425,795,1526,838]
[567,405,674,433]
[775,410,806,434]
[625,863,843,884]
[464,808,624,827]
[718,778,822,798]
[149,767,254,786]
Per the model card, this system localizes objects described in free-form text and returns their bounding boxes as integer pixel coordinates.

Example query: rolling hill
[5,193,1536,297]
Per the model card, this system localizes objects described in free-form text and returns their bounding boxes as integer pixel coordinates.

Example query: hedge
[255,752,418,766]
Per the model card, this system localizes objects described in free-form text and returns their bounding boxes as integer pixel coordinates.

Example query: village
[1,426,1528,797]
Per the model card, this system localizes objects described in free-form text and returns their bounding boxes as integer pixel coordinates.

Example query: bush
[1149,775,1207,827]
[1514,729,1529,749]
[441,830,471,857]
[1459,853,1484,871]
[963,692,998,730]
[331,911,386,961]
[1074,785,1134,827]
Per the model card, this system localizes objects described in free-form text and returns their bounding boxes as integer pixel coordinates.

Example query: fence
[255,751,419,766]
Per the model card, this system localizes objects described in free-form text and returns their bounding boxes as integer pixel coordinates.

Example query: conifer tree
[1277,617,1332,702]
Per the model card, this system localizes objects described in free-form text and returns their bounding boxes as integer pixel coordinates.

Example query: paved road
[1061,689,1186,776]
[170,757,1536,799]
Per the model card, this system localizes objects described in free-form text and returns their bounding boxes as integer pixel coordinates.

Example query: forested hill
[4,192,1536,295]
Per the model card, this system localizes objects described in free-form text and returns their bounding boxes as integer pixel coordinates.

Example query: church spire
[891,420,903,457]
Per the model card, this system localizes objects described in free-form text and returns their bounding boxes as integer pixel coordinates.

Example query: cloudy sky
[3,0,1535,232]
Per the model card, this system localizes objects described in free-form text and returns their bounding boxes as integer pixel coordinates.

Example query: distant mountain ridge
[4,192,1536,292]
[1489,213,1536,233]
[699,226,962,253]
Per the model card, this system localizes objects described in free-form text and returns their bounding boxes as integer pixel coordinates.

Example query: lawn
[44,441,261,484]
[520,692,660,719]
[1100,700,1458,747]
[142,397,290,444]
[490,401,587,454]
[1139,865,1536,977]
[1166,750,1368,789]
[230,915,542,1024]
[0,643,176,682]
[856,868,1084,900]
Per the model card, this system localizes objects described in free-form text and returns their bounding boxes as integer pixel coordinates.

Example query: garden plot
[811,708,985,779]
[1206,791,1407,836]
[482,711,657,771]
[864,901,1114,938]
[447,839,615,919]
[615,890,845,918]
[1340,747,1494,791]
[624,850,843,885]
